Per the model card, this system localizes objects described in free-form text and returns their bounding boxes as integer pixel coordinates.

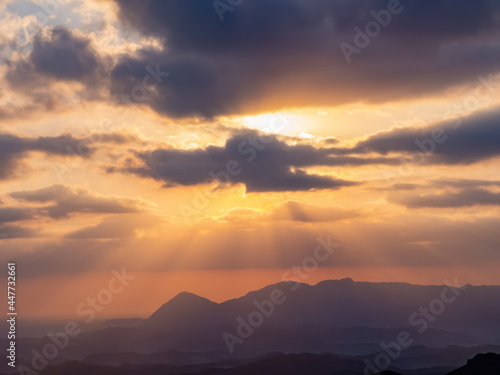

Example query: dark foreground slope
[4,352,498,375]
[446,353,500,375]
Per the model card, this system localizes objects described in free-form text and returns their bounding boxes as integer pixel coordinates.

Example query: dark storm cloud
[390,188,500,208]
[353,108,500,164]
[106,0,500,118]
[6,26,103,86]
[3,1,500,119]
[115,0,500,52]
[114,131,404,192]
[10,184,141,219]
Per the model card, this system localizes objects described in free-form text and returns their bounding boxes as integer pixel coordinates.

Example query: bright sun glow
[242,112,303,136]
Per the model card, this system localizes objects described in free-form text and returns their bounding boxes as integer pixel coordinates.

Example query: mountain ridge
[148,278,500,314]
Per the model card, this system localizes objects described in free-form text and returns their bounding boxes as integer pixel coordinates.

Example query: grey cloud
[323,138,340,145]
[10,184,141,219]
[115,131,404,192]
[431,178,500,189]
[0,206,38,241]
[96,132,144,145]
[0,133,94,180]
[4,2,500,119]
[106,0,500,118]
[389,179,500,192]
[0,207,37,223]
[115,0,500,53]
[0,225,38,240]
[6,26,104,86]
[0,131,141,180]
[390,188,500,208]
[354,108,500,165]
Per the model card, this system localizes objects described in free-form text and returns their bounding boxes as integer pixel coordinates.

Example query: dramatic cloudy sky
[1,0,500,319]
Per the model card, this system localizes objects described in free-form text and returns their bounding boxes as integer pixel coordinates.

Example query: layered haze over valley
[1,0,500,374]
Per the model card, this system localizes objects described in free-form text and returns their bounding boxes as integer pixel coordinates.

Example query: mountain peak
[145,291,220,326]
[169,291,212,304]
[151,291,217,314]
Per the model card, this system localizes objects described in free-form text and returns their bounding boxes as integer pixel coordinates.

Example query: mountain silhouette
[145,292,223,330]
[445,352,500,374]
[8,279,500,370]
[141,279,500,342]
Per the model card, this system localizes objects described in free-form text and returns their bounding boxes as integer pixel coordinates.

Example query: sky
[1,0,500,319]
